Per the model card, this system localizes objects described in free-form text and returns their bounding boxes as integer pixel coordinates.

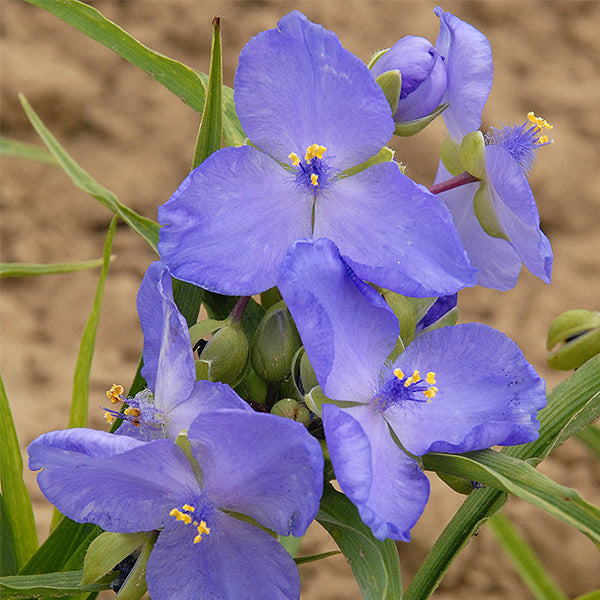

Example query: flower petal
[435,161,522,290]
[323,403,430,541]
[434,7,493,141]
[147,511,300,600]
[188,409,323,537]
[137,261,196,408]
[277,238,398,402]
[234,11,393,169]
[158,145,311,295]
[315,162,476,296]
[486,145,553,284]
[28,430,201,532]
[165,380,251,440]
[384,323,546,456]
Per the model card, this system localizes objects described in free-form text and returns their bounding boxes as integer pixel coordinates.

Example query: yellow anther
[527,111,553,131]
[423,386,438,399]
[124,407,141,417]
[426,372,436,385]
[288,152,301,166]
[169,508,193,524]
[304,143,327,162]
[310,173,319,186]
[183,504,195,513]
[393,368,404,380]
[106,384,124,404]
[537,135,551,145]
[193,520,211,544]
[104,411,115,425]
[411,370,421,382]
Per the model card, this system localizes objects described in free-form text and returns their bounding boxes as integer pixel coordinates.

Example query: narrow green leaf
[0,570,111,598]
[19,517,100,576]
[19,94,159,251]
[68,217,117,428]
[574,591,600,600]
[0,494,18,576]
[1,258,106,278]
[0,373,38,569]
[0,137,58,166]
[192,17,223,169]
[488,512,568,600]
[405,354,600,600]
[295,550,341,565]
[317,483,402,600]
[22,0,245,147]
[577,424,600,459]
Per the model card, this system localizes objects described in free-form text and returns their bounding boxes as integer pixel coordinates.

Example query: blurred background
[2,1,600,598]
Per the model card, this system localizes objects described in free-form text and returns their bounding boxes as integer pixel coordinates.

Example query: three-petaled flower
[278,238,546,540]
[158,10,476,298]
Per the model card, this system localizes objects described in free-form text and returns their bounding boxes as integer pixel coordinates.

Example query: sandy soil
[2,1,600,598]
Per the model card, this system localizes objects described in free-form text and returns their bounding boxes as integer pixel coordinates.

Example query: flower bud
[271,398,311,426]
[251,303,302,385]
[197,322,249,386]
[547,309,600,370]
[370,36,447,123]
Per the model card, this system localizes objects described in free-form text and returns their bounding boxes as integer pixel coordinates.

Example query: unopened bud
[547,309,600,370]
[271,398,311,426]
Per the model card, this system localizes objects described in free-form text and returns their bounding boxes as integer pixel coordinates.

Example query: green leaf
[192,17,223,169]
[577,424,600,460]
[317,483,402,600]
[0,137,58,166]
[405,354,600,600]
[22,0,245,147]
[0,570,111,599]
[19,517,100,576]
[0,373,38,570]
[488,512,568,600]
[69,217,117,428]
[423,448,600,545]
[393,102,448,137]
[19,94,159,251]
[1,258,106,278]
[574,591,600,600]
[0,494,18,576]
[295,550,341,565]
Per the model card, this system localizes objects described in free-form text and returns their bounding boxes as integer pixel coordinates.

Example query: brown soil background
[2,1,600,598]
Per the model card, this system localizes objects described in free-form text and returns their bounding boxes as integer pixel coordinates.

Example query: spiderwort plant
[28,408,324,600]
[278,238,546,540]
[104,261,248,441]
[158,10,476,299]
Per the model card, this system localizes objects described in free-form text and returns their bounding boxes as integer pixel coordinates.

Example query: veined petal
[188,409,323,537]
[384,323,546,457]
[136,262,196,409]
[234,11,393,169]
[147,511,300,600]
[315,163,476,296]
[278,238,398,402]
[434,7,493,141]
[323,404,430,541]
[158,145,311,295]
[486,145,553,284]
[435,161,522,290]
[28,430,201,532]
[166,380,251,440]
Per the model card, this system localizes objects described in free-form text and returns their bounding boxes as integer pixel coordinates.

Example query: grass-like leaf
[317,483,403,600]
[19,94,159,252]
[0,137,58,166]
[0,570,111,599]
[23,0,245,147]
[1,258,106,278]
[0,374,38,570]
[577,424,600,459]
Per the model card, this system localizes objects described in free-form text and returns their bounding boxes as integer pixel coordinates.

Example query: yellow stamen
[288,152,301,166]
[169,508,192,524]
[304,143,327,162]
[404,369,421,387]
[106,384,124,404]
[124,407,141,417]
[183,504,195,512]
[537,135,551,145]
[527,111,553,132]
[393,368,404,380]
[426,372,436,385]
[423,386,438,399]
[104,411,115,425]
[193,521,211,544]
[310,173,319,186]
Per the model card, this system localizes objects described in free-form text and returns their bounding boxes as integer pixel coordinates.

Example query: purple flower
[435,114,553,290]
[105,261,248,441]
[158,11,475,298]
[28,408,324,600]
[277,238,546,540]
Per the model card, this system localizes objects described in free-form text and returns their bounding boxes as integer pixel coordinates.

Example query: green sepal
[394,102,448,137]
[298,348,319,394]
[381,290,436,346]
[473,182,510,240]
[271,398,311,426]
[440,136,463,176]
[234,367,267,405]
[375,70,402,116]
[175,431,204,484]
[113,533,155,600]
[81,532,152,585]
[188,319,226,348]
[367,48,388,69]
[305,385,328,417]
[459,130,487,179]
[339,146,395,179]
[547,309,600,370]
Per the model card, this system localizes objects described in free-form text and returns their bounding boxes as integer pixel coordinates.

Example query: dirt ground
[2,1,600,598]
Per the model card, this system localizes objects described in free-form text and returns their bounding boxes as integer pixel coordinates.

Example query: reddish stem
[230,296,250,324]
[429,171,480,195]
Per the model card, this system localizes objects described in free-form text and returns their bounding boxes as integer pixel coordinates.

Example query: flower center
[485,111,553,174]
[372,367,438,412]
[103,384,166,440]
[289,144,331,192]
[169,503,211,544]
